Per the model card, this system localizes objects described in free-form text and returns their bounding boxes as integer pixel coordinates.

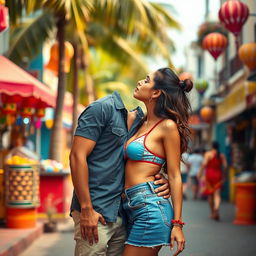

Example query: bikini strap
[146,119,165,136]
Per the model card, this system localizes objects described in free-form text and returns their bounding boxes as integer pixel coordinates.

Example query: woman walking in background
[198,142,227,221]
[122,68,193,256]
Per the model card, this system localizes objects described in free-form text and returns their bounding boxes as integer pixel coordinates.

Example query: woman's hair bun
[180,79,193,93]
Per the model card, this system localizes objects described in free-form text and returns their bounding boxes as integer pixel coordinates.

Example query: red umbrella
[219,0,249,50]
[202,32,228,61]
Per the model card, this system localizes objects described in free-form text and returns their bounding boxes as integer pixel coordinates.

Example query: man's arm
[70,136,106,245]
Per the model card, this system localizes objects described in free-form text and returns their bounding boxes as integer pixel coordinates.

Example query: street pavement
[20,197,256,256]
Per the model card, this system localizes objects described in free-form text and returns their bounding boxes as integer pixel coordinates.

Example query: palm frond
[6,11,55,64]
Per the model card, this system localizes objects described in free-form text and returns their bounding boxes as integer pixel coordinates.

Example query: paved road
[21,198,256,256]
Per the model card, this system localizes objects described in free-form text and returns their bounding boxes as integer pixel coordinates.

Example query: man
[188,149,204,200]
[70,91,169,256]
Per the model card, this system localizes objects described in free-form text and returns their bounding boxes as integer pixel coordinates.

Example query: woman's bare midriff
[125,160,162,188]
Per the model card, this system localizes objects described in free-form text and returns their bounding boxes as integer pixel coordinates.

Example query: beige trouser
[71,210,127,256]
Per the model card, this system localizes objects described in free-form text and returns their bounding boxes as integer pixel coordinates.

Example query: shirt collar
[112,91,126,110]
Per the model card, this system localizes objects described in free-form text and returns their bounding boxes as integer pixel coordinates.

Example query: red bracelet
[171,219,185,225]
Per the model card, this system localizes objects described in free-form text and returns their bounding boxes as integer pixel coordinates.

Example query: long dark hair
[212,141,220,158]
[153,68,193,155]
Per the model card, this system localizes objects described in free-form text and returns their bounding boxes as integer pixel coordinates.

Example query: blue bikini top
[124,119,166,166]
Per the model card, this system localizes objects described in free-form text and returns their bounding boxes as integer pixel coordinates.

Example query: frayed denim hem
[125,242,170,248]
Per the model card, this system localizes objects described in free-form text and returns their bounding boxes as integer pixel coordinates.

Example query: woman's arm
[197,153,209,179]
[162,120,182,220]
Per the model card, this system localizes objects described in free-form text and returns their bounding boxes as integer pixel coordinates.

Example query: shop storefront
[216,80,256,203]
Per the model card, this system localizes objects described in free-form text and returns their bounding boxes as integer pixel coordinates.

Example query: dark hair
[153,67,193,155]
[212,141,220,158]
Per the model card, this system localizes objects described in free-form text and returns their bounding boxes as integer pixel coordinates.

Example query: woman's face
[133,72,156,101]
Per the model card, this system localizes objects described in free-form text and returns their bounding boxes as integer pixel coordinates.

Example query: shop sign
[217,82,246,123]
[246,81,256,106]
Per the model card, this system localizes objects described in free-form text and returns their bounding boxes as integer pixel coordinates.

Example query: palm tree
[6,0,180,162]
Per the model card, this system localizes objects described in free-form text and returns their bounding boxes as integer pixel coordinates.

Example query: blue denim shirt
[70,92,144,222]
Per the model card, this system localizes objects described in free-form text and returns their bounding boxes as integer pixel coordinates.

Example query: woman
[198,142,227,221]
[122,68,193,256]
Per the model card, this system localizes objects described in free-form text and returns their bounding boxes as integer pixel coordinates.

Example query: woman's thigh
[122,244,161,256]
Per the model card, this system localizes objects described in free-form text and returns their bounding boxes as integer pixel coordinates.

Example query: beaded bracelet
[171,219,185,228]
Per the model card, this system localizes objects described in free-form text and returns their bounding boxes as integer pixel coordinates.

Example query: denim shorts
[122,181,174,247]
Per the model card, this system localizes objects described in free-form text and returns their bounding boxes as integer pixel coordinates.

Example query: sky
[150,0,221,68]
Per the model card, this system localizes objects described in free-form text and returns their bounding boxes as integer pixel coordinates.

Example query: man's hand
[154,173,171,198]
[80,208,106,245]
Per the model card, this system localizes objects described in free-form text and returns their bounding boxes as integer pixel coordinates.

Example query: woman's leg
[122,245,161,256]
[213,189,221,220]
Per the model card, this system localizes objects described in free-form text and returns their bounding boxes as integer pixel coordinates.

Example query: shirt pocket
[111,127,126,145]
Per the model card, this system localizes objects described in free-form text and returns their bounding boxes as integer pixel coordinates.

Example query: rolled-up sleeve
[75,102,109,142]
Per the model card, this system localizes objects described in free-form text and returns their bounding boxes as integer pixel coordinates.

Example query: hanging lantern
[2,103,17,115]
[36,108,45,118]
[238,43,256,71]
[200,106,214,122]
[219,1,249,37]
[45,119,53,129]
[202,32,228,61]
[35,119,42,129]
[20,107,33,118]
[1,94,23,114]
[45,41,74,75]
[179,72,193,81]
[0,3,8,32]
[195,80,209,95]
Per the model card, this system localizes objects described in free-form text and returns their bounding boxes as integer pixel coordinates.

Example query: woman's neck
[144,103,161,124]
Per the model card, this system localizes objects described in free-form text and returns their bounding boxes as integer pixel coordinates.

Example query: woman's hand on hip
[170,226,185,255]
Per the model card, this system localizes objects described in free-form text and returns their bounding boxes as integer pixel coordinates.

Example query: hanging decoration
[45,119,53,129]
[202,32,228,61]
[218,0,249,51]
[200,106,214,122]
[20,107,33,118]
[36,108,45,118]
[2,103,17,115]
[0,2,8,32]
[238,42,256,71]
[35,119,42,129]
[195,80,209,95]
[45,41,74,75]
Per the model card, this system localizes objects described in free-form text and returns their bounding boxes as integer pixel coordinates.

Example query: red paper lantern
[0,4,8,32]
[238,43,256,71]
[2,103,17,115]
[202,32,228,60]
[1,95,22,115]
[219,0,249,37]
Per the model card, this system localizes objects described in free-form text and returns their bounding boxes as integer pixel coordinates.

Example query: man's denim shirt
[70,91,144,222]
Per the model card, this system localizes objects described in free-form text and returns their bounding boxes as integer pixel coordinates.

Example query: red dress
[204,154,223,195]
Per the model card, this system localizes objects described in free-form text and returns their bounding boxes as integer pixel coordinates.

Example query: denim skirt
[122,181,174,247]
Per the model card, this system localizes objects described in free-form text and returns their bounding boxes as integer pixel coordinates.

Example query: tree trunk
[82,53,95,104]
[49,16,66,162]
[71,42,79,136]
